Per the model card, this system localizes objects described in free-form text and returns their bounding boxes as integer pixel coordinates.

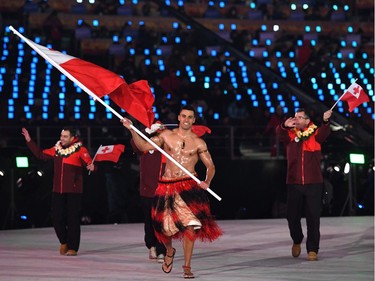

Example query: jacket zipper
[301,148,304,185]
[60,159,64,193]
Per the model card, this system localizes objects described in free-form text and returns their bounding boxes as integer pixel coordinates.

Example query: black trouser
[141,197,166,256]
[287,184,323,253]
[51,192,82,251]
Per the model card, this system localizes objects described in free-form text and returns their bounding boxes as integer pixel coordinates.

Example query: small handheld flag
[330,80,370,112]
[340,82,369,112]
[92,144,125,163]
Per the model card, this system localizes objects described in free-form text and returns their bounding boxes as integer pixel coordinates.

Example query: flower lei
[55,140,82,157]
[293,123,317,142]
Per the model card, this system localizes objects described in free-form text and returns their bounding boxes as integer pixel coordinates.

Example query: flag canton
[99,145,114,154]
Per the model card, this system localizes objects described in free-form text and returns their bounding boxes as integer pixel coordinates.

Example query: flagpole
[330,78,358,111]
[91,145,102,164]
[88,145,102,175]
[9,26,222,201]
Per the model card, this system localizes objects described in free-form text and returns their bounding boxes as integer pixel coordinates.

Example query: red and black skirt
[152,176,223,244]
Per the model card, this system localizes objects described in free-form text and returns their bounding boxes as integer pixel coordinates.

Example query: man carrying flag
[22,127,95,256]
[122,105,222,279]
[276,108,332,262]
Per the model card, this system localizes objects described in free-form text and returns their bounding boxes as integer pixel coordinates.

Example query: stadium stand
[0,0,373,157]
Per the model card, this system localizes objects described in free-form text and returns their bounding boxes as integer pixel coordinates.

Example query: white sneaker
[149,247,157,260]
[157,254,165,263]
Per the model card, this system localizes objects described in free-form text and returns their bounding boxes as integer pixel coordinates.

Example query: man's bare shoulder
[158,129,174,138]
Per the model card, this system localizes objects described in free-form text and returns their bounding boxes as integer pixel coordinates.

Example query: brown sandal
[162,248,176,274]
[182,265,195,279]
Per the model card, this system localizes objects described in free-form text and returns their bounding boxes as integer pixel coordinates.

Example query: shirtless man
[122,105,222,279]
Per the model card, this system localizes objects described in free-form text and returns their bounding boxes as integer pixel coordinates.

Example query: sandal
[182,265,195,279]
[162,248,176,274]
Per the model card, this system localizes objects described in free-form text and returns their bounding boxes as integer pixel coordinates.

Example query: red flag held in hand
[341,82,369,112]
[94,144,125,163]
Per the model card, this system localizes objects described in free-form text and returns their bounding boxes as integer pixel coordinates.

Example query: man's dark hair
[62,127,78,137]
[180,105,196,117]
[296,108,310,119]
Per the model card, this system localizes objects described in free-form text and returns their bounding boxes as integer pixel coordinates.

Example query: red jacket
[26,139,92,194]
[276,122,330,185]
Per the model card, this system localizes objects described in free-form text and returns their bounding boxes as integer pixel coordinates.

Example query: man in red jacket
[22,128,94,256]
[276,108,332,261]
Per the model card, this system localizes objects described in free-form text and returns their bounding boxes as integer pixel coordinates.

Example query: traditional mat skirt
[152,176,223,244]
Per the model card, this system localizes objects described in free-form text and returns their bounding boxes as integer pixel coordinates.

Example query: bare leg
[182,226,196,268]
[164,237,173,260]
[162,237,175,273]
[182,226,196,278]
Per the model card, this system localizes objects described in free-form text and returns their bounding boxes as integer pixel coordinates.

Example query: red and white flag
[17,34,154,127]
[93,144,125,163]
[341,82,369,112]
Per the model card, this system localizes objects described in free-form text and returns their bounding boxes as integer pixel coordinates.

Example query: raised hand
[323,110,332,122]
[284,117,296,128]
[21,128,31,142]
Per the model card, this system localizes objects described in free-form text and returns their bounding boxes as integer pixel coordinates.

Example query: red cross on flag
[341,82,369,112]
[93,144,125,163]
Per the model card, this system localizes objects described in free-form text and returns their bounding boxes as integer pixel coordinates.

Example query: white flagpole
[91,145,102,164]
[9,26,222,201]
[330,78,358,111]
[88,145,102,175]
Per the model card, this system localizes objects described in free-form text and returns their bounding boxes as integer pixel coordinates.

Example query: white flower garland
[55,141,82,157]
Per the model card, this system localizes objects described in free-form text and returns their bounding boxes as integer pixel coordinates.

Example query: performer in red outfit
[122,105,222,279]
[22,128,94,256]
